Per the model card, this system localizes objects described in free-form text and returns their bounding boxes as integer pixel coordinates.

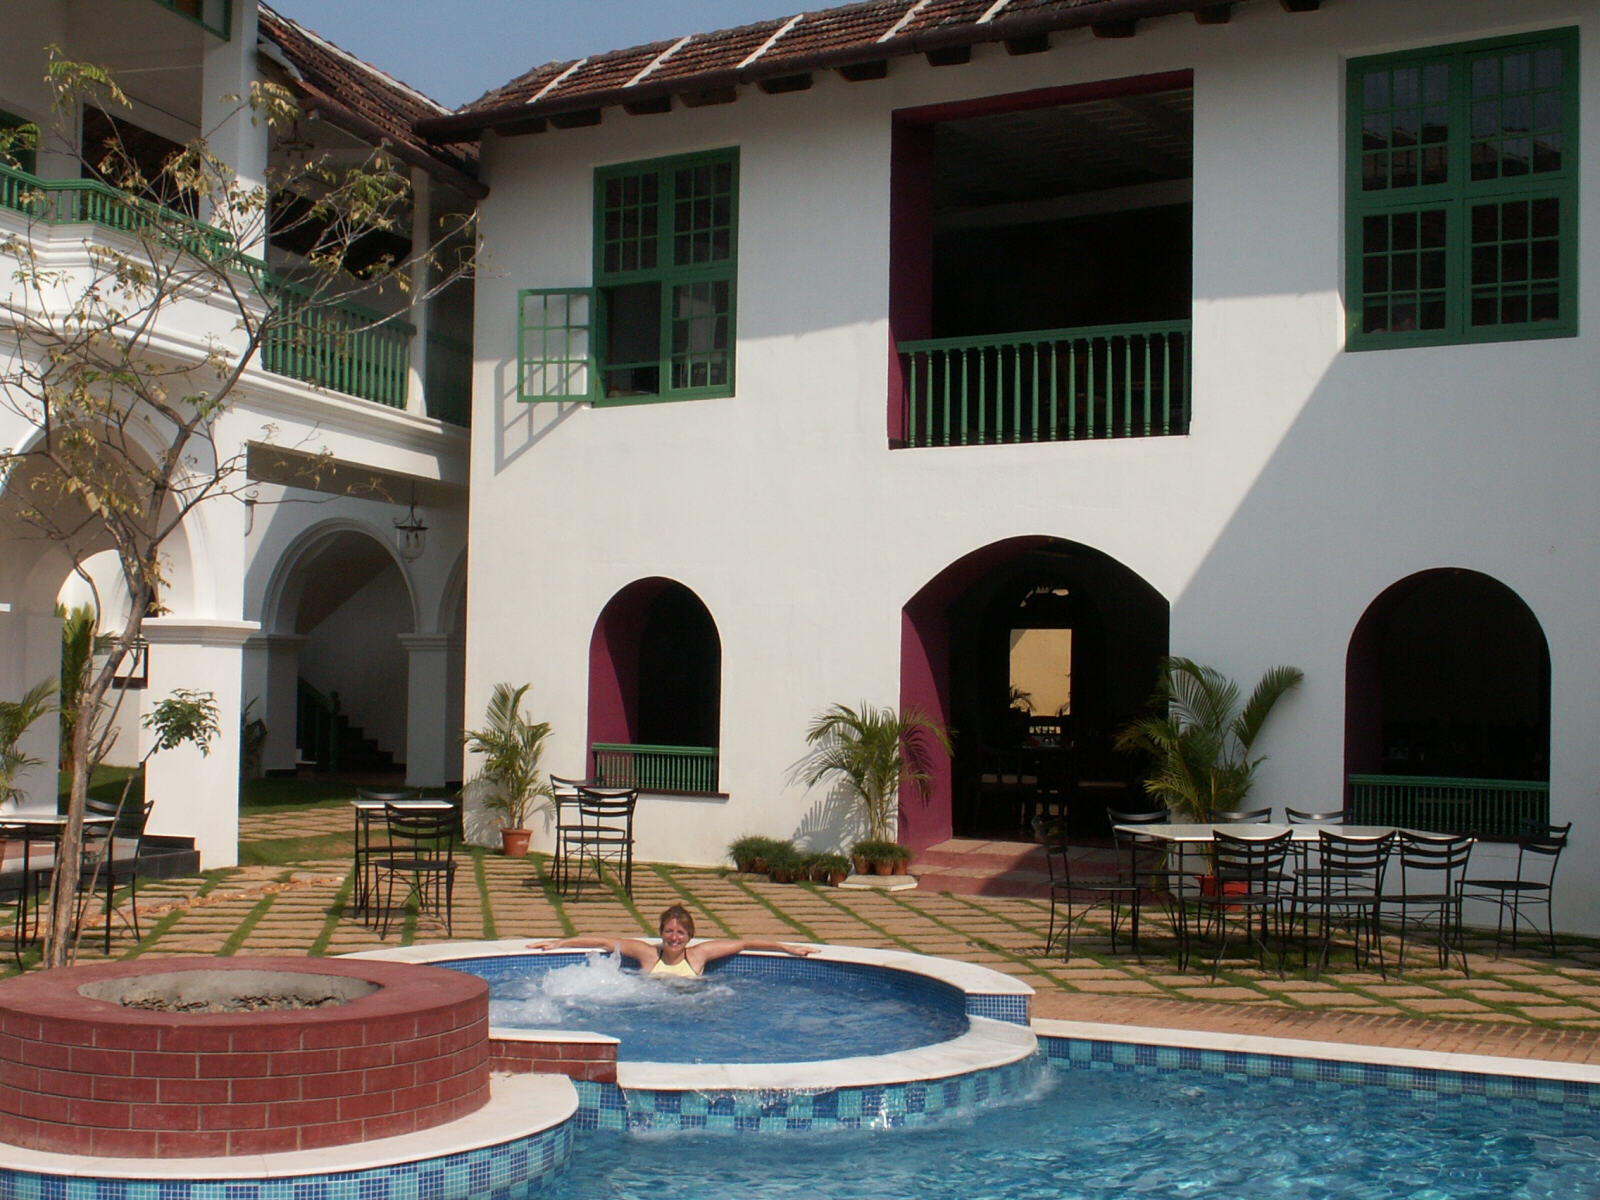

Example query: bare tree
[0,55,474,966]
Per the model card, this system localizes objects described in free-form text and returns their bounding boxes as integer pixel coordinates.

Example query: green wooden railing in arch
[592,743,720,794]
[0,162,419,411]
[898,319,1191,448]
[1347,774,1549,840]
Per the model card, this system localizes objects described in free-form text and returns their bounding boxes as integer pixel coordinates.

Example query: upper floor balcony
[890,72,1193,450]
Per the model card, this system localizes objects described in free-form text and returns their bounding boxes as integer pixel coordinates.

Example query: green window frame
[517,288,595,403]
[1346,28,1577,350]
[592,148,738,405]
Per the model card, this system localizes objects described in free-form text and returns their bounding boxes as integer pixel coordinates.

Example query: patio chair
[1035,815,1145,961]
[1385,831,1473,977]
[353,786,422,919]
[548,774,589,890]
[1185,828,1292,980]
[1464,821,1570,956]
[1284,807,1347,942]
[370,803,457,937]
[1106,806,1180,939]
[77,795,155,953]
[1212,806,1272,823]
[566,786,639,899]
[1301,830,1393,979]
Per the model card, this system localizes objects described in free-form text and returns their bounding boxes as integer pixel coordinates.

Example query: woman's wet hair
[658,904,695,937]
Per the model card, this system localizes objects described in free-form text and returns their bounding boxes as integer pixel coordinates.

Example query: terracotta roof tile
[430,0,1223,140]
[258,4,478,186]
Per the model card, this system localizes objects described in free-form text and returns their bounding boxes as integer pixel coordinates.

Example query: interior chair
[1186,829,1292,980]
[1034,815,1144,961]
[77,795,155,953]
[1302,830,1393,979]
[1464,821,1570,957]
[548,774,588,891]
[1386,831,1474,977]
[370,803,457,937]
[567,786,639,899]
[976,748,1035,838]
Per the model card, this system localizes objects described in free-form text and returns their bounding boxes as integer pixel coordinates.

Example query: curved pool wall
[352,940,1038,1132]
[0,1071,576,1200]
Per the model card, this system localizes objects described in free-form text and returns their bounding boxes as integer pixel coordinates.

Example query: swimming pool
[539,1029,1600,1200]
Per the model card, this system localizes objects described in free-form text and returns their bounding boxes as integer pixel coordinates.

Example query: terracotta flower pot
[501,828,532,858]
[872,859,895,876]
[851,855,870,875]
[891,858,909,876]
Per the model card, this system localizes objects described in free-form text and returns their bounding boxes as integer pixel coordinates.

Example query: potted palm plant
[462,682,554,857]
[799,701,951,861]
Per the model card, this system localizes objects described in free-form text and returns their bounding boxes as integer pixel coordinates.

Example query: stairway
[910,838,1122,898]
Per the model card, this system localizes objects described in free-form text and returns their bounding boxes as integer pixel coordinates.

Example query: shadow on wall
[790,782,872,855]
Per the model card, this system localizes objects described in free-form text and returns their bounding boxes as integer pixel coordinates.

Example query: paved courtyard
[16,800,1600,1068]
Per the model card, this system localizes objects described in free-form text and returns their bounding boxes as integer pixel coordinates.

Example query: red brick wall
[490,1035,617,1083]
[0,957,491,1157]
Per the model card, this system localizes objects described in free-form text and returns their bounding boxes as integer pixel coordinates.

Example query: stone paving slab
[6,803,1600,1072]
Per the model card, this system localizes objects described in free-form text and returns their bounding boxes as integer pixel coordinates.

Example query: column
[399,633,455,788]
[242,633,305,775]
[405,166,433,417]
[140,618,259,870]
[201,1,267,253]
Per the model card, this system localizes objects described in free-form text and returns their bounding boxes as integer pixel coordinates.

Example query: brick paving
[12,802,1600,1068]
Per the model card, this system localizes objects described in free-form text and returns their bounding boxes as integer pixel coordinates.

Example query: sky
[267,1,810,109]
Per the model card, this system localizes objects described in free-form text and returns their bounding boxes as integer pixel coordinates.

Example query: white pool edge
[1033,1017,1600,1085]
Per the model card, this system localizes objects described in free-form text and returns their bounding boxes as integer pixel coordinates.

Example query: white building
[0,1,476,867]
[426,0,1599,925]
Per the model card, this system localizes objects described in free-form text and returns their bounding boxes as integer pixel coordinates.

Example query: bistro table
[349,797,456,920]
[1111,822,1405,971]
[0,813,116,962]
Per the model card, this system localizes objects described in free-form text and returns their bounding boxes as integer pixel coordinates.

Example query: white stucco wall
[465,0,1599,927]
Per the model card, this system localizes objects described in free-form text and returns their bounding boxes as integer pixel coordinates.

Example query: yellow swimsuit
[649,955,700,978]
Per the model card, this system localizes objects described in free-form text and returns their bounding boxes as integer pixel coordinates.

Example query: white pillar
[405,167,433,417]
[201,0,268,253]
[140,618,259,869]
[399,633,455,787]
[242,633,305,775]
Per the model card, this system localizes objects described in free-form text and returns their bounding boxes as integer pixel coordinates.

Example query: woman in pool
[528,904,816,978]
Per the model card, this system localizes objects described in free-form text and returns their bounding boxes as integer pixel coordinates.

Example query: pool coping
[1034,1018,1600,1085]
[0,1070,576,1180]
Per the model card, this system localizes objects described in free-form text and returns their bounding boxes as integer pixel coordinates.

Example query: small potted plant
[765,841,801,883]
[462,682,554,857]
[813,852,851,886]
[851,838,910,876]
[728,834,767,874]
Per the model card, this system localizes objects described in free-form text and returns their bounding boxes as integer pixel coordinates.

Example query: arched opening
[902,537,1168,848]
[1345,568,1550,836]
[588,579,722,792]
[259,524,416,780]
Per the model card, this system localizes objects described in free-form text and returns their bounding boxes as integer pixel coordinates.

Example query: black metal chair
[1186,829,1292,980]
[1284,807,1346,944]
[370,803,457,937]
[353,786,423,918]
[1302,830,1393,979]
[1106,806,1179,943]
[1386,831,1474,977]
[77,795,155,953]
[1212,806,1272,823]
[1464,821,1570,956]
[567,786,639,898]
[548,774,589,891]
[1035,815,1144,961]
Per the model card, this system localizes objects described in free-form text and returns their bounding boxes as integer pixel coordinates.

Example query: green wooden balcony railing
[592,743,720,793]
[0,162,422,411]
[898,319,1191,448]
[260,285,415,409]
[426,331,472,427]
[1347,774,1550,840]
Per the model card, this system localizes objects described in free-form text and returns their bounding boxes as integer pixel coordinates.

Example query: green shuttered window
[1346,28,1577,349]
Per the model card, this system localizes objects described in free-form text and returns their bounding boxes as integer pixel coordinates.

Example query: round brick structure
[0,956,491,1158]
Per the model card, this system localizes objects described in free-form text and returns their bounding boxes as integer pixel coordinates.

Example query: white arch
[254,516,421,636]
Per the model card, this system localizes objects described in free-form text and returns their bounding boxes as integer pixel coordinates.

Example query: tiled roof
[424,0,1236,142]
[258,4,482,196]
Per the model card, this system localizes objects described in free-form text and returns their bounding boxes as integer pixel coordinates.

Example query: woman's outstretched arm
[526,934,661,967]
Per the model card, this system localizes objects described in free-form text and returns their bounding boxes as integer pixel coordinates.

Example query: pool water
[482,952,969,1063]
[541,1063,1600,1199]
